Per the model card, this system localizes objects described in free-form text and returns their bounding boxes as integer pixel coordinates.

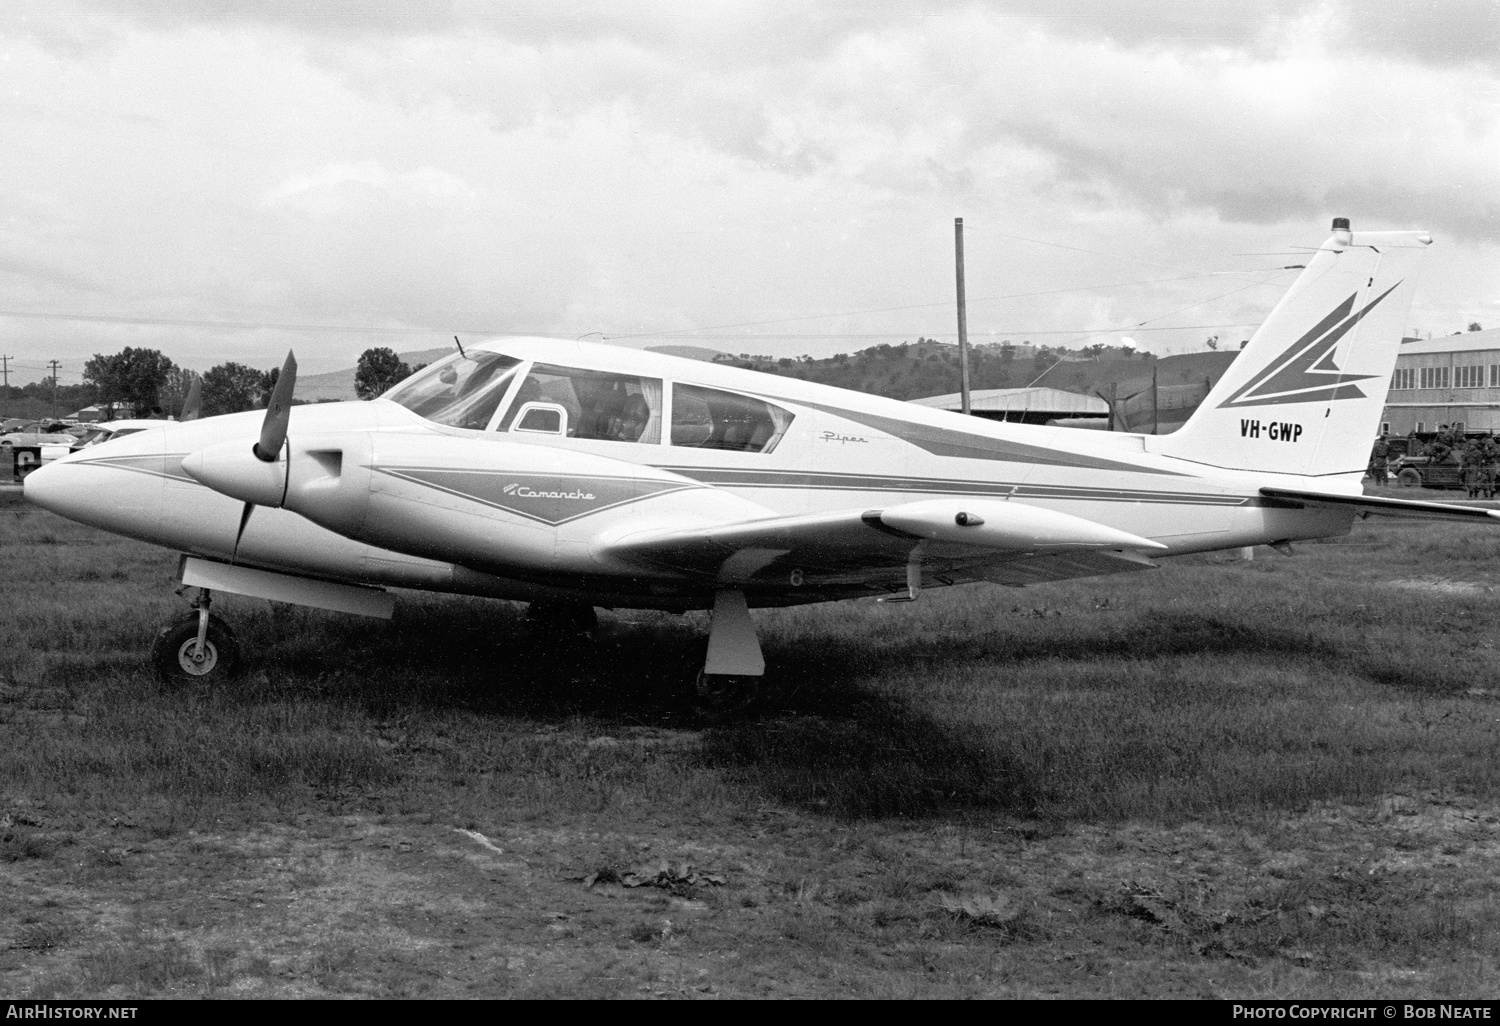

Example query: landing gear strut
[152,587,241,684]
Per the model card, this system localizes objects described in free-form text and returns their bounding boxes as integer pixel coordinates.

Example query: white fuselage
[25,338,1353,610]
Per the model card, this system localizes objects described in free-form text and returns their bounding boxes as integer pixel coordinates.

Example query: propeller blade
[180,376,202,422]
[254,351,297,462]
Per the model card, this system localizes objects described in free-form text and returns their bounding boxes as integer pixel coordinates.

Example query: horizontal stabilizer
[1260,487,1500,522]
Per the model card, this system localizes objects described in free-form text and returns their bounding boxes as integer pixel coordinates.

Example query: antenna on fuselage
[453,335,466,358]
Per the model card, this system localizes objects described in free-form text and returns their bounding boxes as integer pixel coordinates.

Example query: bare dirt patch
[3,791,1498,998]
[1385,579,1493,596]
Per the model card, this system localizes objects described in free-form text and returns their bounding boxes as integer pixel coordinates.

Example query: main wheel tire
[151,613,241,684]
[694,672,763,721]
[1397,468,1423,488]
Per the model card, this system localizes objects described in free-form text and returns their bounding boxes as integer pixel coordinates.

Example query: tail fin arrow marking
[1216,282,1401,410]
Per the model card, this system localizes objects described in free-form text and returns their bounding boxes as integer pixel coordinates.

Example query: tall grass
[6,489,1500,998]
[2,487,1498,831]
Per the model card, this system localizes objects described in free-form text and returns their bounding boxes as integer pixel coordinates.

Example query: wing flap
[1260,487,1500,522]
[974,548,1158,587]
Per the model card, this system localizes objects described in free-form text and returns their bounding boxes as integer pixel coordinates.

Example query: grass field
[2,484,1499,998]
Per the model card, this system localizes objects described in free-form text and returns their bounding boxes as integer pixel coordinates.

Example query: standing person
[1369,437,1389,486]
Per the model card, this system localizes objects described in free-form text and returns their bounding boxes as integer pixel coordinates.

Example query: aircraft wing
[1260,487,1500,522]
[597,498,1163,597]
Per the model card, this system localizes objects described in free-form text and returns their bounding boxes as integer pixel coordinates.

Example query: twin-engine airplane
[24,219,1498,708]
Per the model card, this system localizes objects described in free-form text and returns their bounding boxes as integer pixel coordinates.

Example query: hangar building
[1382,328,1500,436]
[908,386,1109,424]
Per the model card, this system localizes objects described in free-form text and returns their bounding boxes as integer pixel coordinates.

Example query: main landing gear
[152,587,241,684]
[521,591,769,719]
[694,589,765,719]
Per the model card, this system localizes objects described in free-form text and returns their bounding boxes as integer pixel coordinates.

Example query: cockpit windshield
[381,351,522,430]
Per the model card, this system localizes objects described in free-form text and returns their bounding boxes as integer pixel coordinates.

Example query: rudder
[1158,219,1431,477]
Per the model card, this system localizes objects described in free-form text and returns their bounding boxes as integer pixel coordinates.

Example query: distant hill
[645,345,725,362]
[294,339,1239,431]
[710,340,1239,432]
[1035,349,1239,398]
[711,339,1232,403]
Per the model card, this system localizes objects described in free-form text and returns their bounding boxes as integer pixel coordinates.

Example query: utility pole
[48,360,61,420]
[0,355,9,419]
[1152,364,1159,435]
[954,218,972,415]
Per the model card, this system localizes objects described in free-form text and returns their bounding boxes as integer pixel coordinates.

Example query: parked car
[1390,454,1465,490]
[0,431,78,479]
[71,421,159,450]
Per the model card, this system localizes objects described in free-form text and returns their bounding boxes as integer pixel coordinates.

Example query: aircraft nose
[21,457,70,516]
[21,428,169,536]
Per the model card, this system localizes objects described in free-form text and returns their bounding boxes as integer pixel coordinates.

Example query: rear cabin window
[670,385,792,453]
[382,352,523,430]
[498,364,663,443]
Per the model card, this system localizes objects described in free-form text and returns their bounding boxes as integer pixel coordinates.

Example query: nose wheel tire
[151,612,241,684]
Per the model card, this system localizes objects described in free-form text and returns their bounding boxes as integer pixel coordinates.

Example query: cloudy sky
[1,0,1497,386]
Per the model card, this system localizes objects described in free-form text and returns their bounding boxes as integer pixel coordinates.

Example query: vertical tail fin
[1158,220,1431,477]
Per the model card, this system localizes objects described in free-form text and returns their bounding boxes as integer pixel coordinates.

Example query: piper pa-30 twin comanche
[23,218,1499,710]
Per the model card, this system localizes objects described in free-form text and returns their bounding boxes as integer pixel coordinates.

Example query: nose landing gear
[152,588,241,684]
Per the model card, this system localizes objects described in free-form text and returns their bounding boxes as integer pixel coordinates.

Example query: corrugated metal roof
[1398,328,1500,356]
[909,386,1108,415]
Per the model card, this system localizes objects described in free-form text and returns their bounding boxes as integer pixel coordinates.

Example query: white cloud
[265,162,477,218]
[0,0,1494,384]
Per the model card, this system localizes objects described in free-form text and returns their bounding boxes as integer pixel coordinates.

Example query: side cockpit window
[671,385,792,453]
[381,352,522,430]
[498,364,663,443]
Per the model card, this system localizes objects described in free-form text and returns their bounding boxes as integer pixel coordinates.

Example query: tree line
[12,346,423,421]
[77,348,288,419]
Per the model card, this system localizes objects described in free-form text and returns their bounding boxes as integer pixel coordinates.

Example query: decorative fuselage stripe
[655,465,1260,507]
[780,399,1188,476]
[72,453,196,483]
[372,466,703,526]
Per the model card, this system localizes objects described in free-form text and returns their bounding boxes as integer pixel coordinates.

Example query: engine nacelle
[272,431,725,577]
